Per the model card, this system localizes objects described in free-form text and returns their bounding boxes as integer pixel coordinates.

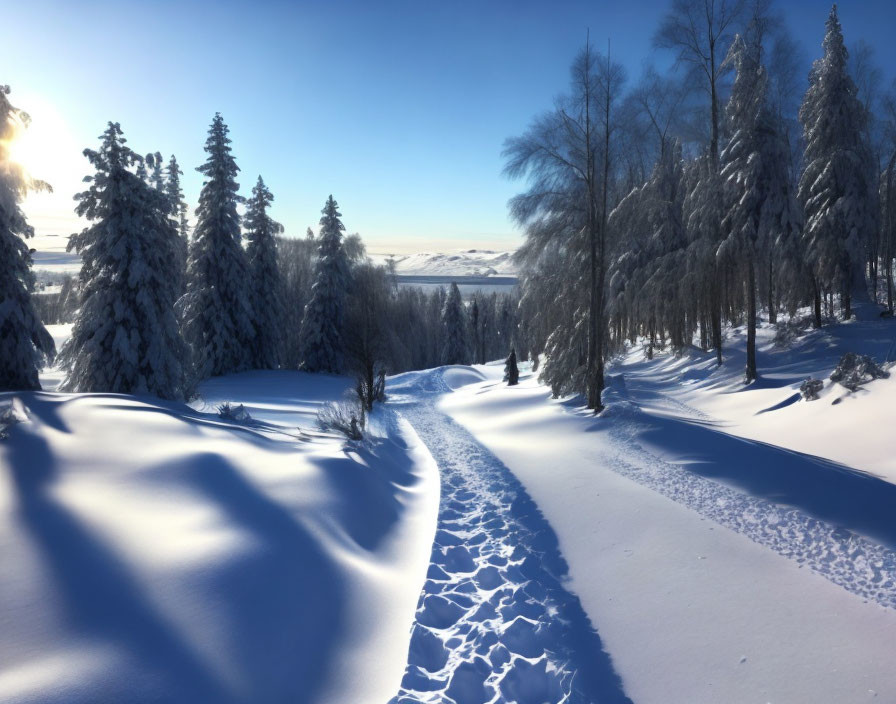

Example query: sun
[2,94,84,199]
[5,117,33,173]
[5,109,50,186]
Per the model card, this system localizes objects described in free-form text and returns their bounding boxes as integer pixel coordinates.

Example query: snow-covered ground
[613,312,896,482]
[431,318,896,703]
[371,249,516,277]
[387,367,628,703]
[0,368,438,703]
[6,314,896,703]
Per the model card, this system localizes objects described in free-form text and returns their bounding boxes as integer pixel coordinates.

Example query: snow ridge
[388,369,631,704]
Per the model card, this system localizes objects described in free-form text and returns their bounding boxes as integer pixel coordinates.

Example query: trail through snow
[387,368,631,704]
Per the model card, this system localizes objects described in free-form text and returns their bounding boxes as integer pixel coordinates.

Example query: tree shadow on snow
[635,413,896,550]
[169,453,347,704]
[4,407,237,703]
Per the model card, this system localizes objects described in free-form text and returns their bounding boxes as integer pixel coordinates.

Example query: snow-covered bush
[829,353,890,392]
[317,394,364,440]
[773,316,813,348]
[217,402,251,422]
[800,378,824,401]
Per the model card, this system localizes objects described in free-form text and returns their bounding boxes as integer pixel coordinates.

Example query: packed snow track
[387,368,631,704]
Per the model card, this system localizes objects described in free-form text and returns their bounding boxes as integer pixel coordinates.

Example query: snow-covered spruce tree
[0,85,55,390]
[180,113,254,380]
[299,195,350,373]
[244,176,286,369]
[148,151,164,190]
[165,154,190,290]
[719,36,799,382]
[608,140,687,357]
[469,297,482,364]
[683,153,725,362]
[59,122,187,398]
[165,155,190,241]
[441,282,470,365]
[504,347,519,386]
[798,5,875,319]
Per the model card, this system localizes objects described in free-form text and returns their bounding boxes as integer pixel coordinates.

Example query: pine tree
[245,176,285,369]
[60,122,187,398]
[441,282,470,365]
[504,347,519,386]
[165,155,190,241]
[180,113,254,379]
[469,298,481,364]
[165,154,189,291]
[148,151,165,190]
[798,4,875,318]
[720,36,803,381]
[299,195,350,373]
[0,85,55,390]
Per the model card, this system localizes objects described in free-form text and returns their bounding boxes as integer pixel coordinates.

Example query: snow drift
[0,371,439,704]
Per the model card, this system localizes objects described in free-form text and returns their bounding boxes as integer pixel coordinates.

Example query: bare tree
[654,0,745,169]
[629,66,690,161]
[504,38,625,410]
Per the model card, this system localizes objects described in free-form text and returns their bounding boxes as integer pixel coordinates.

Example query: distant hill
[371,249,517,277]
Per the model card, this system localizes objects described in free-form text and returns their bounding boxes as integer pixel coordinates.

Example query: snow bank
[0,370,439,703]
[440,364,896,703]
[614,315,896,482]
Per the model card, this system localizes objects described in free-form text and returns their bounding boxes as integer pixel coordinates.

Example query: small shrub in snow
[0,404,25,439]
[318,395,364,440]
[773,317,813,348]
[217,402,251,422]
[800,378,824,401]
[829,353,890,392]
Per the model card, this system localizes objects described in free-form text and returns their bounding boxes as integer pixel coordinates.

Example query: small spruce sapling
[504,347,519,386]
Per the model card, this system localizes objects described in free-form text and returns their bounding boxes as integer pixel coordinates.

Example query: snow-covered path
[388,369,631,704]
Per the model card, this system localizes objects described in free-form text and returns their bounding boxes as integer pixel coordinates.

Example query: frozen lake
[396,275,518,298]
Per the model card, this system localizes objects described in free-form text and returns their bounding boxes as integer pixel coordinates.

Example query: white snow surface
[371,249,517,277]
[439,361,896,703]
[7,314,896,703]
[0,370,439,704]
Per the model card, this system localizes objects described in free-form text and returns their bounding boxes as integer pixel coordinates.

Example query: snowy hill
[371,249,517,277]
[0,370,438,703]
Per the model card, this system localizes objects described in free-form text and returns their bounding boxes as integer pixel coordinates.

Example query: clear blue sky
[5,0,895,254]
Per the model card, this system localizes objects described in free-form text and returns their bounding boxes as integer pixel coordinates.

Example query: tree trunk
[767,258,776,325]
[813,279,822,328]
[745,258,757,383]
[886,152,896,311]
[711,275,723,366]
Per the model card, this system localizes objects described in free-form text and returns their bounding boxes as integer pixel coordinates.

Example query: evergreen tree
[0,85,55,390]
[299,195,350,373]
[165,155,190,241]
[441,282,470,365]
[60,122,187,398]
[798,4,875,318]
[720,35,803,381]
[245,176,285,369]
[504,347,519,386]
[148,151,165,190]
[180,113,254,379]
[165,154,189,291]
[469,298,481,364]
